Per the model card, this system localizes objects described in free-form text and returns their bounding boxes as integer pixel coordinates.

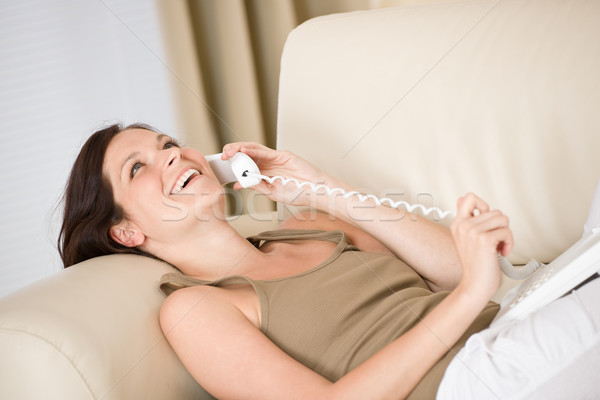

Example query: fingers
[221,142,270,160]
[452,193,514,257]
[456,192,489,219]
[471,210,509,233]
[452,212,511,248]
[238,146,281,165]
[476,222,514,256]
[497,230,514,256]
[232,179,270,193]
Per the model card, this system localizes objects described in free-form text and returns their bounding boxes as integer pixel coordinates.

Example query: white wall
[0,0,179,297]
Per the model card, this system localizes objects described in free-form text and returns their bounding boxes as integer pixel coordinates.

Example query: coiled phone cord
[246,172,543,280]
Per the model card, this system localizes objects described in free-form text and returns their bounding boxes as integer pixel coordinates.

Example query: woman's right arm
[160,272,492,399]
[160,195,510,399]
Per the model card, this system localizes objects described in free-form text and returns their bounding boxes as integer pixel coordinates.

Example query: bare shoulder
[160,284,261,332]
[278,211,394,256]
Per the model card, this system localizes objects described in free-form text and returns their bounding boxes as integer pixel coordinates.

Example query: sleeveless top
[160,229,499,399]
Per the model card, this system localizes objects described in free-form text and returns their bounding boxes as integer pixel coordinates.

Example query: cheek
[183,148,214,176]
[119,177,166,223]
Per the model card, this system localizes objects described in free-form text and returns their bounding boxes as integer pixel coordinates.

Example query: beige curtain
[156,0,443,213]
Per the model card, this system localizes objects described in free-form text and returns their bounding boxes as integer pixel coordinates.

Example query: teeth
[171,169,200,194]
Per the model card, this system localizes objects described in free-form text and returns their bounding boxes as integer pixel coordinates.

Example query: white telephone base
[492,228,600,325]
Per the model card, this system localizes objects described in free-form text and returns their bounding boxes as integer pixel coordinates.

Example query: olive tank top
[160,229,499,399]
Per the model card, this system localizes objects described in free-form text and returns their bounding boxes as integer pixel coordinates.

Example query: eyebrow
[156,133,169,143]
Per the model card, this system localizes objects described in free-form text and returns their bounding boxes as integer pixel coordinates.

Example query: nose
[164,146,182,168]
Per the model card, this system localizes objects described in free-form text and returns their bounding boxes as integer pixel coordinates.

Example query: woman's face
[103,128,225,247]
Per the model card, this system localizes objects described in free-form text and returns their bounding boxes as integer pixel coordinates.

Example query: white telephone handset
[205,152,262,188]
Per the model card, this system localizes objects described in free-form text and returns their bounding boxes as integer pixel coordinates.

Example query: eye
[130,162,143,179]
[163,138,180,150]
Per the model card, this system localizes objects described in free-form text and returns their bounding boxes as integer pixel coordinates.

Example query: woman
[59,123,599,399]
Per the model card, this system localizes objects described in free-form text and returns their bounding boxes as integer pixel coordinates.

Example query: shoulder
[278,211,395,256]
[160,284,261,331]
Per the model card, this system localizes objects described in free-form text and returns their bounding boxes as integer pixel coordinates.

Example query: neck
[145,219,267,280]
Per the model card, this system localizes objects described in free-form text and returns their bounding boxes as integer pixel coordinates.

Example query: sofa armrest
[0,210,280,400]
[0,254,213,400]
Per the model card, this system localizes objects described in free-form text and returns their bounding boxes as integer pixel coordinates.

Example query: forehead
[110,128,158,149]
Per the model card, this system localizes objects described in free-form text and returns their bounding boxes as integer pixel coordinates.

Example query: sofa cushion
[277,0,600,265]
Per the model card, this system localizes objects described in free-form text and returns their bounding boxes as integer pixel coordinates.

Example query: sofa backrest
[276,0,600,264]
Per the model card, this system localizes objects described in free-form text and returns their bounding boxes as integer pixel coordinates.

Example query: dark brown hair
[58,123,158,267]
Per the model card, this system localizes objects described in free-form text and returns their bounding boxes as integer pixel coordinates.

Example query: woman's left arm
[221,143,461,291]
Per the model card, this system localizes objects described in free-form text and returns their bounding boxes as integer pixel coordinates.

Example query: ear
[109,220,146,248]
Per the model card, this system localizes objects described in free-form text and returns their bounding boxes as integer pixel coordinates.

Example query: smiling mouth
[171,169,200,194]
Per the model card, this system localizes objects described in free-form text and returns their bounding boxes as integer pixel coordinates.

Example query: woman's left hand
[450,193,513,299]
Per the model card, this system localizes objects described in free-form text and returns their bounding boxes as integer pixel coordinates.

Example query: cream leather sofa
[1,1,599,399]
